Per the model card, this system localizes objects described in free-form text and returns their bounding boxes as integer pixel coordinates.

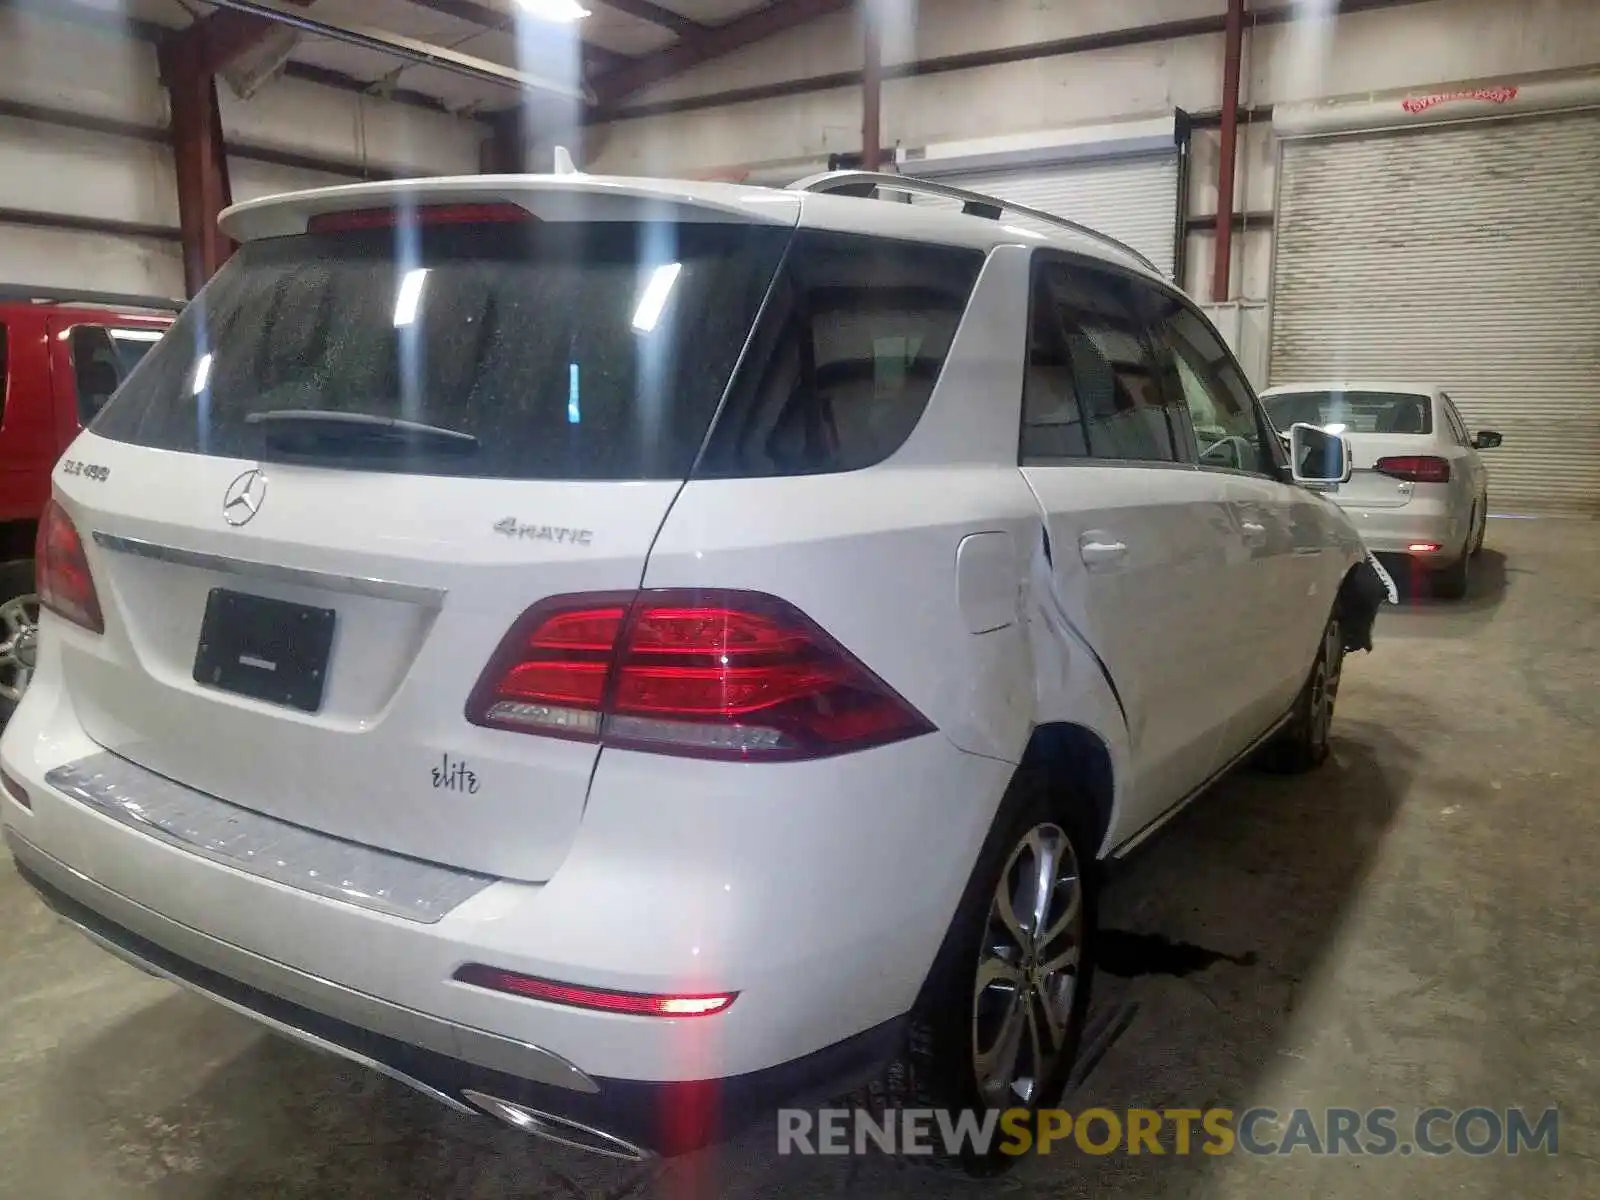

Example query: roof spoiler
[0,285,184,313]
[219,175,800,243]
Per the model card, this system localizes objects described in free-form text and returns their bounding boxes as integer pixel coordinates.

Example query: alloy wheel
[1308,619,1343,750]
[0,593,41,706]
[972,823,1084,1107]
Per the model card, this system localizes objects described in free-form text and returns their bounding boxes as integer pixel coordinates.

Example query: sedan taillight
[465,590,934,761]
[1375,455,1451,484]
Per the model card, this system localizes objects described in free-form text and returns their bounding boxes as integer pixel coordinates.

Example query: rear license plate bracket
[193,589,336,713]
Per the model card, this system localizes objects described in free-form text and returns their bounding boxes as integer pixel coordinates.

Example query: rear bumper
[1,638,1010,1150]
[10,830,904,1157]
[1337,500,1468,560]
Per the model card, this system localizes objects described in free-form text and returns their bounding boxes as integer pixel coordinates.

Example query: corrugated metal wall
[1270,109,1600,514]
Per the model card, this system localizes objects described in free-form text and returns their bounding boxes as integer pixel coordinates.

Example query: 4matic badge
[494,518,593,547]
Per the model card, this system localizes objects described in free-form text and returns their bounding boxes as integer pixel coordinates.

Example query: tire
[1260,615,1343,774]
[1470,498,1488,556]
[868,770,1097,1175]
[0,559,39,726]
[1429,505,1478,600]
[1430,549,1471,600]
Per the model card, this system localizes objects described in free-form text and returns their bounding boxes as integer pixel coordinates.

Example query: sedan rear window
[1263,390,1433,436]
[92,218,791,481]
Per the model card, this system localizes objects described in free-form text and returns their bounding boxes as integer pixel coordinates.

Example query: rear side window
[696,231,984,477]
[1148,295,1271,475]
[69,326,127,424]
[1021,260,1175,465]
[92,219,790,481]
[1263,390,1433,436]
[1441,395,1471,446]
[108,327,162,376]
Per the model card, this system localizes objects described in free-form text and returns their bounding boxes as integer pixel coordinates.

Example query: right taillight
[35,499,103,635]
[465,590,934,761]
[1375,454,1451,484]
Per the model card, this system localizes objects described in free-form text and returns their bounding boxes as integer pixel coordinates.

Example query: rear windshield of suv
[92,218,791,480]
[1262,389,1433,436]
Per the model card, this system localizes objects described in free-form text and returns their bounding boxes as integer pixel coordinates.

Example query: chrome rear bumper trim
[7,830,599,1095]
[91,531,447,607]
[45,753,493,925]
[463,1091,653,1161]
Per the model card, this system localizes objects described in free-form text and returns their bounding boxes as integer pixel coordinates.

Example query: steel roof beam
[590,0,851,110]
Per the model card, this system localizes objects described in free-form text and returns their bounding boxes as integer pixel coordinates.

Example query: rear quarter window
[695,231,986,477]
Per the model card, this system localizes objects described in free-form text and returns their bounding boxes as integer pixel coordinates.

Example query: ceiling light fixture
[514,0,592,21]
[191,353,214,397]
[632,263,682,333]
[393,268,431,328]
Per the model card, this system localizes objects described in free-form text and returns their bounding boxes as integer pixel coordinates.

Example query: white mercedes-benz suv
[1,170,1384,1171]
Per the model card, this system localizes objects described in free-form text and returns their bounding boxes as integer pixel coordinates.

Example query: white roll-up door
[1270,108,1600,514]
[919,154,1180,279]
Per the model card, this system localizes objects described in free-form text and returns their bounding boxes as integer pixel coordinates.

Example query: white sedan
[1260,382,1502,599]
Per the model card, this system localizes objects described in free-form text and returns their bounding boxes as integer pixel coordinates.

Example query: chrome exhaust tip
[462,1089,653,1162]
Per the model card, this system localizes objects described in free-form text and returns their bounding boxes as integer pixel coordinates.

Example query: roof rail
[0,285,184,313]
[787,170,1161,275]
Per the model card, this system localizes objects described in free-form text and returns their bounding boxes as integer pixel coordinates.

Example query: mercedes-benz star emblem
[223,469,267,527]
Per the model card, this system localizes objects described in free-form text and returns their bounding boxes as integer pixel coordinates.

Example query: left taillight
[35,499,103,634]
[1375,454,1451,484]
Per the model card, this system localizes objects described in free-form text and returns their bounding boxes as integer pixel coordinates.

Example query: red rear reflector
[453,964,736,1018]
[1375,455,1451,484]
[465,590,935,761]
[307,203,534,233]
[0,768,30,811]
[35,499,103,634]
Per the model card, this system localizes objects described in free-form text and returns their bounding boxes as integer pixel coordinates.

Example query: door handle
[1078,534,1128,569]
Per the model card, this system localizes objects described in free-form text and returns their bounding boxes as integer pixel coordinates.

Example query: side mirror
[1473,430,1503,449]
[1290,422,1353,486]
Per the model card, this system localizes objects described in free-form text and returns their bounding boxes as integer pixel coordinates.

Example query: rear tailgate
[55,186,793,881]
[60,449,678,883]
[1340,434,1433,508]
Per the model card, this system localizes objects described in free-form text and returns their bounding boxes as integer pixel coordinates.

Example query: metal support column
[861,10,882,172]
[1210,0,1245,302]
[162,36,234,298]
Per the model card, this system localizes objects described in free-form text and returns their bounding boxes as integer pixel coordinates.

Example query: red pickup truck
[0,287,179,718]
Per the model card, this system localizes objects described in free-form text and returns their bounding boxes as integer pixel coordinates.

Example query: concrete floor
[1,516,1596,1198]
